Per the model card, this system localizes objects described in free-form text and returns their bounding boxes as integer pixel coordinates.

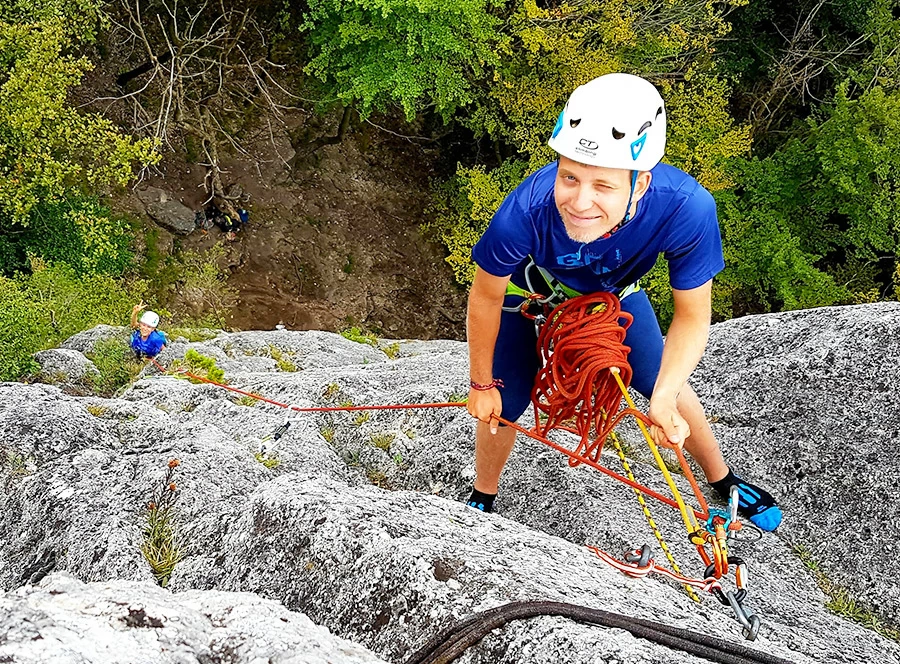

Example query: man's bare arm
[466,267,511,432]
[648,280,713,445]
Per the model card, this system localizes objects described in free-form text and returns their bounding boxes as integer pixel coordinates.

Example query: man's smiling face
[553,156,650,243]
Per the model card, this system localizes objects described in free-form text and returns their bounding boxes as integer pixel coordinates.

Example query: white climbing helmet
[548,73,666,171]
[139,311,160,328]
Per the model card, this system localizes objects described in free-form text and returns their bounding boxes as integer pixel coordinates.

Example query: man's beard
[563,222,607,244]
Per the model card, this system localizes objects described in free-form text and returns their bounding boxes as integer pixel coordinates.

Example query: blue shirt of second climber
[131,329,167,357]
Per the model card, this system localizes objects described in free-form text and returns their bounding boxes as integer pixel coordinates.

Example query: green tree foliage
[0,260,146,381]
[0,197,134,275]
[301,0,506,120]
[0,18,157,272]
[427,0,752,321]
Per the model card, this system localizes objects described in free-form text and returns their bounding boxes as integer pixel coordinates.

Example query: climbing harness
[502,257,639,333]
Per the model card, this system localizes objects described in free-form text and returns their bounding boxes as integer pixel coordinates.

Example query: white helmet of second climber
[548,73,666,172]
[139,311,160,328]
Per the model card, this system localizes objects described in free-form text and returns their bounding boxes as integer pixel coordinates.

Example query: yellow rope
[609,368,702,535]
[608,429,701,602]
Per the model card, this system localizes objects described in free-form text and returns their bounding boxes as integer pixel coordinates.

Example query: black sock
[710,469,776,516]
[466,489,496,513]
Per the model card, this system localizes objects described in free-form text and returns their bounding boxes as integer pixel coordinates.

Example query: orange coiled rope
[532,292,651,465]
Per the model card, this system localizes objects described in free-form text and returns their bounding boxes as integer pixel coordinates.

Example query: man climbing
[464,73,782,532]
[130,301,167,359]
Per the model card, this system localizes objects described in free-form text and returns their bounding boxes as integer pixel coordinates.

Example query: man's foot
[710,470,782,532]
[466,488,496,513]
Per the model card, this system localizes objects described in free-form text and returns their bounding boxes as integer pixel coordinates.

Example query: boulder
[0,573,389,664]
[33,348,99,385]
[136,187,197,235]
[60,324,128,355]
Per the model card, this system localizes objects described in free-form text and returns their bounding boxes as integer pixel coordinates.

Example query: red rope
[147,358,464,413]
[532,293,647,463]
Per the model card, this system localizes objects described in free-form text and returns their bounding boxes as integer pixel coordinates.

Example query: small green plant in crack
[254,451,281,469]
[167,328,218,343]
[366,467,391,488]
[353,412,371,426]
[322,383,340,399]
[447,392,468,404]
[793,543,900,641]
[268,345,298,372]
[320,426,336,443]
[236,395,259,407]
[141,459,183,587]
[86,404,109,417]
[171,349,226,384]
[402,427,416,440]
[339,398,354,408]
[382,342,400,360]
[341,326,379,347]
[2,449,32,478]
[343,448,362,467]
[370,433,395,452]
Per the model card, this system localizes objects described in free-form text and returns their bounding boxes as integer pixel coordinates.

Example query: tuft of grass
[353,412,371,426]
[365,468,390,488]
[447,392,468,404]
[2,449,32,478]
[236,395,259,407]
[322,383,340,399]
[793,543,900,641]
[267,345,298,372]
[86,404,109,417]
[141,459,183,587]
[370,433,395,452]
[254,451,281,469]
[341,326,378,347]
[320,426,336,443]
[402,427,416,440]
[382,342,400,360]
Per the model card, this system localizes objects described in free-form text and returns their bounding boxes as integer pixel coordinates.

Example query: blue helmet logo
[630,134,646,161]
[551,111,564,139]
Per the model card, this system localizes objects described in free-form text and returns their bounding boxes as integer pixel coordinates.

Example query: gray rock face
[136,186,197,235]
[691,301,900,623]
[60,324,128,354]
[1,308,900,664]
[0,573,389,664]
[33,348,99,384]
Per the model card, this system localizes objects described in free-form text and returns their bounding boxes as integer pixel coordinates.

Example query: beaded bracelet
[469,378,504,391]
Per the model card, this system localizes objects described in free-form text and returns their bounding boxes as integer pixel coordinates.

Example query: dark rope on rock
[404,601,795,664]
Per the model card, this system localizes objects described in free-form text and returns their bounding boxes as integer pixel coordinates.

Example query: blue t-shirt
[472,162,724,293]
[131,329,167,357]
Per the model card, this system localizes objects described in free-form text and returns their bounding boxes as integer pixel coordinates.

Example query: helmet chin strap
[601,170,639,240]
[623,169,639,223]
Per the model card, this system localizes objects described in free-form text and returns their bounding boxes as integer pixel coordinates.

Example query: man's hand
[647,395,690,449]
[467,387,503,435]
